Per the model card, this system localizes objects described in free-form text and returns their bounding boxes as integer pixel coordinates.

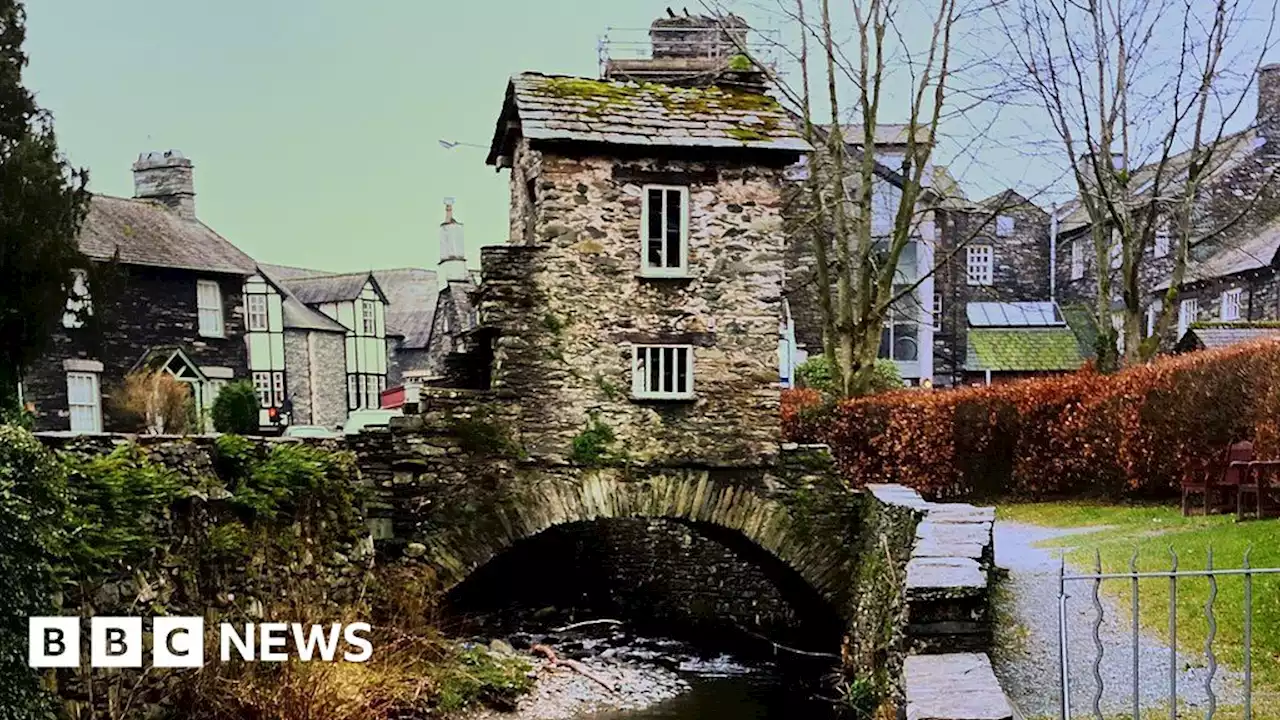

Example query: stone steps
[905,653,1013,720]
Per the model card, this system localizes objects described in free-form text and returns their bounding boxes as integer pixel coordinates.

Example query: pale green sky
[24,1,1276,275]
[24,1,670,273]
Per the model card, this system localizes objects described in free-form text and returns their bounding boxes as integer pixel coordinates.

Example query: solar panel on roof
[966,301,1066,327]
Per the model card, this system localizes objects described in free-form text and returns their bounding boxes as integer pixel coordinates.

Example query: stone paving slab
[905,653,1013,720]
[906,557,987,592]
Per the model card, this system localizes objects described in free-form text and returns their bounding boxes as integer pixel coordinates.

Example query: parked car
[282,425,340,439]
[342,409,402,435]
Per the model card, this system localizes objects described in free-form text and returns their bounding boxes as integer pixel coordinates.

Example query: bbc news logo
[29,617,373,668]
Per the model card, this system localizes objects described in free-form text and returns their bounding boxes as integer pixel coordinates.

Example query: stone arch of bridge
[417,469,862,620]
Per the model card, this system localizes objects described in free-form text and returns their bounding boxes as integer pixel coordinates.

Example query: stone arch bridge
[350,401,998,665]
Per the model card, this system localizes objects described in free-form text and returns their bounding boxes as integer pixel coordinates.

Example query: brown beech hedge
[782,341,1280,500]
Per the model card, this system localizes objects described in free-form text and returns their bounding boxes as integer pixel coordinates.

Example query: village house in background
[23,151,457,434]
[23,151,255,433]
[1055,64,1280,354]
[783,124,1088,387]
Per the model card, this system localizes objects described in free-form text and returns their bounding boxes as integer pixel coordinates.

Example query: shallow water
[584,672,837,719]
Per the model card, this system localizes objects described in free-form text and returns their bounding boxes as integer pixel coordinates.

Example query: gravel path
[992,521,1244,719]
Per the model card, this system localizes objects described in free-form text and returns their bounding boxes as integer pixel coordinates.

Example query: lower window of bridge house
[632,345,693,400]
[442,518,843,659]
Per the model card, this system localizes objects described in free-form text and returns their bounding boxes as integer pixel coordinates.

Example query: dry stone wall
[482,139,789,466]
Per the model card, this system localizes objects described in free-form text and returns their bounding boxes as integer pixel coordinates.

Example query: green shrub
[569,415,616,464]
[796,355,905,396]
[0,426,68,719]
[60,443,184,579]
[211,380,260,434]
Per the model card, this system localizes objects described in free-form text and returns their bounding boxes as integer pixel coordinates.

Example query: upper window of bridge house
[640,185,689,277]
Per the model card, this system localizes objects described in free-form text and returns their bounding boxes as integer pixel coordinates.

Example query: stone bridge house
[347,15,1011,718]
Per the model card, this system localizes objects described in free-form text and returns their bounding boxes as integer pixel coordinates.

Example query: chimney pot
[439,199,468,282]
[132,150,196,220]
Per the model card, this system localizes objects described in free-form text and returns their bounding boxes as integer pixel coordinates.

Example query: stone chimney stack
[133,150,195,220]
[603,12,764,90]
[1257,64,1280,147]
[438,197,468,283]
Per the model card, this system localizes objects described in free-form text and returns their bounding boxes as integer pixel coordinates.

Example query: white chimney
[439,197,468,282]
[133,150,196,220]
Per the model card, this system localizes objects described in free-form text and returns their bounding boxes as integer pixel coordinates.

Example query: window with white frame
[197,280,224,337]
[1221,288,1243,321]
[995,215,1015,237]
[252,371,272,408]
[1109,240,1123,269]
[272,372,286,408]
[966,245,993,286]
[1070,241,1084,280]
[66,372,101,433]
[246,294,269,331]
[1154,228,1171,258]
[1178,297,1198,337]
[63,269,92,329]
[632,345,693,399]
[1145,302,1159,338]
[932,294,943,331]
[641,185,689,276]
[361,301,377,336]
[347,375,359,410]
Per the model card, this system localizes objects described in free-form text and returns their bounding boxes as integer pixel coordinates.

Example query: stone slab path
[991,521,1244,719]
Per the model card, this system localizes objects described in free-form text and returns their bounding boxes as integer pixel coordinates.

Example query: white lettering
[291,623,341,662]
[220,623,255,661]
[343,622,373,662]
[259,623,289,662]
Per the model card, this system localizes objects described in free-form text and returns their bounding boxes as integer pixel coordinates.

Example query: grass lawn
[999,502,1280,716]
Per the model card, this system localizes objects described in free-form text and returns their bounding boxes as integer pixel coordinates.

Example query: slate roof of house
[1177,324,1280,351]
[278,272,386,306]
[487,72,812,164]
[1154,214,1280,290]
[255,266,349,334]
[79,195,256,275]
[1060,129,1261,233]
[964,327,1086,372]
[263,263,438,343]
[373,269,439,348]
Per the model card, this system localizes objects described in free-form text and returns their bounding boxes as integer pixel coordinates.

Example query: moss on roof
[532,75,782,118]
[965,327,1086,372]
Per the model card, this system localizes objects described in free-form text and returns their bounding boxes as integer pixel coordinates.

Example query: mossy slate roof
[487,72,812,163]
[964,327,1086,372]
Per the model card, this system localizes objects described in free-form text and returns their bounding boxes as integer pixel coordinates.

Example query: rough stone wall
[284,328,348,427]
[424,285,462,377]
[351,407,864,622]
[32,433,373,717]
[25,265,249,432]
[484,140,788,466]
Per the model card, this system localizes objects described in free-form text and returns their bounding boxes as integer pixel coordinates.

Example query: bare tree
[1001,0,1278,369]
[707,0,1030,396]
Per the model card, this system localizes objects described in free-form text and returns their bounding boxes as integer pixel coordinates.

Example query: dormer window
[632,345,694,400]
[197,280,224,337]
[63,268,92,329]
[362,301,377,336]
[641,185,689,277]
